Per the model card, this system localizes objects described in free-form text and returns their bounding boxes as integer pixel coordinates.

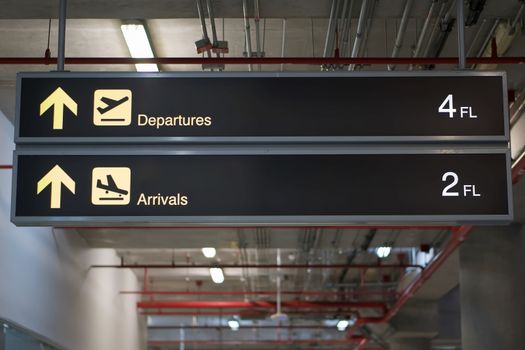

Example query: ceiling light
[336,319,349,331]
[376,246,392,259]
[202,247,217,258]
[228,319,240,331]
[120,23,159,72]
[209,267,224,284]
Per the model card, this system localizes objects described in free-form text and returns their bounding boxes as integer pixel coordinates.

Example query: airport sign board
[15,71,509,143]
[11,148,512,226]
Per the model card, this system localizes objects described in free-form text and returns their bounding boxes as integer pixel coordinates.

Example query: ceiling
[2,0,525,349]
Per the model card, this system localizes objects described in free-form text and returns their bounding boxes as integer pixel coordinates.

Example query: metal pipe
[466,18,487,58]
[195,0,213,62]
[410,0,439,70]
[338,0,350,53]
[94,263,424,270]
[323,0,340,57]
[422,0,454,59]
[457,0,466,69]
[275,248,282,316]
[389,0,414,70]
[254,0,262,71]
[254,0,262,57]
[341,0,355,57]
[205,0,218,44]
[0,165,13,169]
[280,19,286,71]
[0,56,524,66]
[242,0,253,71]
[137,300,387,310]
[358,0,377,58]
[195,0,210,41]
[349,0,369,70]
[511,2,525,30]
[121,290,398,297]
[475,18,500,60]
[512,152,525,184]
[57,0,67,71]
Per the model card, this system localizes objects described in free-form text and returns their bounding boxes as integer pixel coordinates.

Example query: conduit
[121,290,398,297]
[0,165,13,169]
[94,263,424,270]
[389,0,414,70]
[137,300,387,311]
[0,56,524,65]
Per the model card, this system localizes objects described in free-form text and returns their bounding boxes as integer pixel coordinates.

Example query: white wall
[0,111,146,350]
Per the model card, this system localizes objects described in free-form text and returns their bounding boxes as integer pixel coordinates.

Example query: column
[460,225,525,350]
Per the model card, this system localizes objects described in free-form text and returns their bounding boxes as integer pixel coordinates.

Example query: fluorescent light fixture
[120,23,159,72]
[202,247,217,258]
[228,319,240,330]
[336,319,349,331]
[209,267,225,284]
[376,246,392,259]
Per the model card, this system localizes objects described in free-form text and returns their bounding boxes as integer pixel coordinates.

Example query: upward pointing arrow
[37,165,76,209]
[39,87,78,130]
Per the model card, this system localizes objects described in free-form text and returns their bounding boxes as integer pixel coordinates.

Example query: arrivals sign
[11,150,512,225]
[15,72,509,143]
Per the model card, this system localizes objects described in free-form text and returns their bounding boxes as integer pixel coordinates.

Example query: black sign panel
[12,151,511,225]
[16,72,508,143]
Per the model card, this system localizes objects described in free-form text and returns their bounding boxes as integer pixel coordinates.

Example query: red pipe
[147,338,365,345]
[150,325,357,330]
[122,289,398,297]
[97,263,422,270]
[141,311,383,318]
[0,165,13,169]
[1,56,525,65]
[137,300,387,310]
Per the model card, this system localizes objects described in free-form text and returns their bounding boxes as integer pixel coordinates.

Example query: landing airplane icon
[97,96,130,115]
[96,175,129,199]
[91,167,131,205]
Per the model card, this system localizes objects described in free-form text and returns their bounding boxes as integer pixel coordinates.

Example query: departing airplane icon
[93,89,132,126]
[97,96,130,114]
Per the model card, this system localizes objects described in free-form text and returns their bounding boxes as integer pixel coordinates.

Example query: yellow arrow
[39,87,78,130]
[36,165,76,209]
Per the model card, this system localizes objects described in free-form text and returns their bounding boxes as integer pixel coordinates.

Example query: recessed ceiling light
[120,23,159,72]
[209,267,224,284]
[202,247,217,258]
[376,246,392,259]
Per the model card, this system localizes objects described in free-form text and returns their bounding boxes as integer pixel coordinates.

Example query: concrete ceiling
[0,0,522,19]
